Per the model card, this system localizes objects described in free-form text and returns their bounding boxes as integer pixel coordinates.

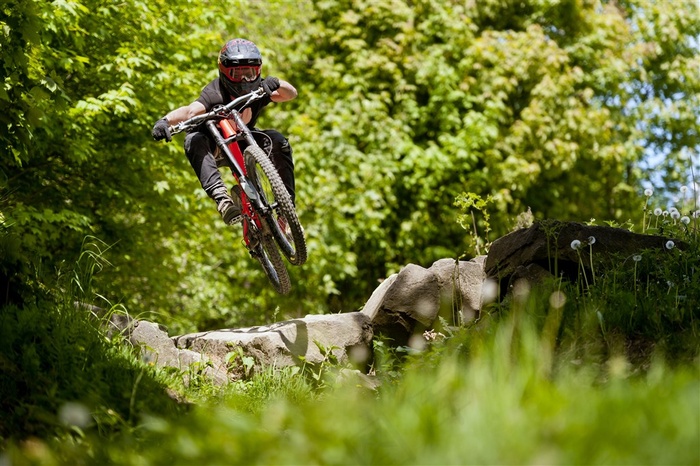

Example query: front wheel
[245,145,307,266]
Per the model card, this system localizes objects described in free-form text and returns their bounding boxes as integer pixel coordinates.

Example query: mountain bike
[168,88,306,294]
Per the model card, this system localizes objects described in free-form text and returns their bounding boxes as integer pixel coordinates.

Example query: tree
[278,0,700,308]
[3,0,698,329]
[0,0,233,308]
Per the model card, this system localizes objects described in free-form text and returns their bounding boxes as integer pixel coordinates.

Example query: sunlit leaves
[3,0,698,331]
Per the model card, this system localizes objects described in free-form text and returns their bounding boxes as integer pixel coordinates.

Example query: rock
[76,256,486,383]
[429,256,487,324]
[361,264,440,345]
[485,220,683,289]
[174,312,373,379]
[361,258,488,342]
[100,221,688,386]
[508,263,555,289]
[360,274,398,319]
[130,320,227,384]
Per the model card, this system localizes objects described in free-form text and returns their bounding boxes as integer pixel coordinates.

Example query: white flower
[654,208,662,216]
[694,210,700,219]
[480,279,498,304]
[671,211,681,220]
[59,402,92,428]
[681,216,690,225]
[571,239,582,250]
[665,240,675,250]
[663,210,669,217]
[588,236,596,245]
[644,188,653,197]
[680,185,687,194]
[669,207,679,214]
[549,290,567,309]
[633,254,642,262]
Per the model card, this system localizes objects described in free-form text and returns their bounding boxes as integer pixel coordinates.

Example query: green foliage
[4,1,699,463]
[280,0,700,310]
[5,295,699,465]
[0,240,182,443]
[3,0,699,332]
[454,191,494,255]
[3,202,700,463]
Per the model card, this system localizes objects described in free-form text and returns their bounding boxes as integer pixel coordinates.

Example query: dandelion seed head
[671,211,681,220]
[408,334,427,351]
[663,210,669,217]
[644,188,653,197]
[680,185,688,194]
[512,279,531,303]
[59,402,92,428]
[349,345,371,364]
[549,290,567,309]
[588,236,596,245]
[480,279,498,304]
[570,239,582,250]
[654,208,662,216]
[681,216,690,225]
[694,210,700,219]
[633,254,642,262]
[665,240,675,250]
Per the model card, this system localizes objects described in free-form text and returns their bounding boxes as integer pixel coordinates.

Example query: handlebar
[168,87,267,135]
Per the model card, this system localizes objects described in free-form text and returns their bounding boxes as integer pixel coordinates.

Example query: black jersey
[196,78,272,128]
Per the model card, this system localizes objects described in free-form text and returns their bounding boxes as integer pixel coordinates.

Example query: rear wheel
[246,221,291,295]
[245,145,307,265]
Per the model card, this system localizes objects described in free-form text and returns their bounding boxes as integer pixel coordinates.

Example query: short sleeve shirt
[196,78,272,128]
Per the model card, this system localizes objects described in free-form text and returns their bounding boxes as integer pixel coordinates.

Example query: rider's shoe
[217,195,242,225]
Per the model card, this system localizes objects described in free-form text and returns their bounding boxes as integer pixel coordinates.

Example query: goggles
[220,64,261,83]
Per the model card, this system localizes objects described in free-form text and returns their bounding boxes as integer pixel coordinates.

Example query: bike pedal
[227,214,243,225]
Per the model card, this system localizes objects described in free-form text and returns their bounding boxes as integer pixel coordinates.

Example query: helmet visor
[220,65,261,83]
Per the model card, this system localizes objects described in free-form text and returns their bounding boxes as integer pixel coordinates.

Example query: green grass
[0,240,185,444]
[1,208,699,465]
[4,312,698,465]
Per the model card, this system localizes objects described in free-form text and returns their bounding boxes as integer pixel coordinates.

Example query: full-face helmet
[218,39,263,97]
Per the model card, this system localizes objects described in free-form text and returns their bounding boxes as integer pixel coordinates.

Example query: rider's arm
[163,101,207,125]
[271,80,297,103]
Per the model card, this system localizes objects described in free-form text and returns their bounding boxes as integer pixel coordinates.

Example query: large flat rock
[173,312,373,375]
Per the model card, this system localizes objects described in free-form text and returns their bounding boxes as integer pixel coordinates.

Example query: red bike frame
[218,118,258,248]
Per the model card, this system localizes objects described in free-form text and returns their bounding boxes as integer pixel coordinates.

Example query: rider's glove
[152,117,172,142]
[261,76,281,96]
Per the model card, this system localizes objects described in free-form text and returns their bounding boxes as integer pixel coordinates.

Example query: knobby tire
[244,145,307,266]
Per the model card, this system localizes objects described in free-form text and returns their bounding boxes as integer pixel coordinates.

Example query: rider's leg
[254,130,296,204]
[184,131,241,224]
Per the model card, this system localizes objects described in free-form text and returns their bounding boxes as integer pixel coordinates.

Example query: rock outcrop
[173,312,373,378]
[361,257,486,345]
[113,221,682,384]
[485,220,683,295]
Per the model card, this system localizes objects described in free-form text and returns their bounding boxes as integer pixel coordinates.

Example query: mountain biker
[151,38,297,225]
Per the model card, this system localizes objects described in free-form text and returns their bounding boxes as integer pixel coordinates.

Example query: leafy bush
[0,240,183,444]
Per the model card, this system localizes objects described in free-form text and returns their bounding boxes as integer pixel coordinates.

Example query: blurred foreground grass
[4,305,699,465]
